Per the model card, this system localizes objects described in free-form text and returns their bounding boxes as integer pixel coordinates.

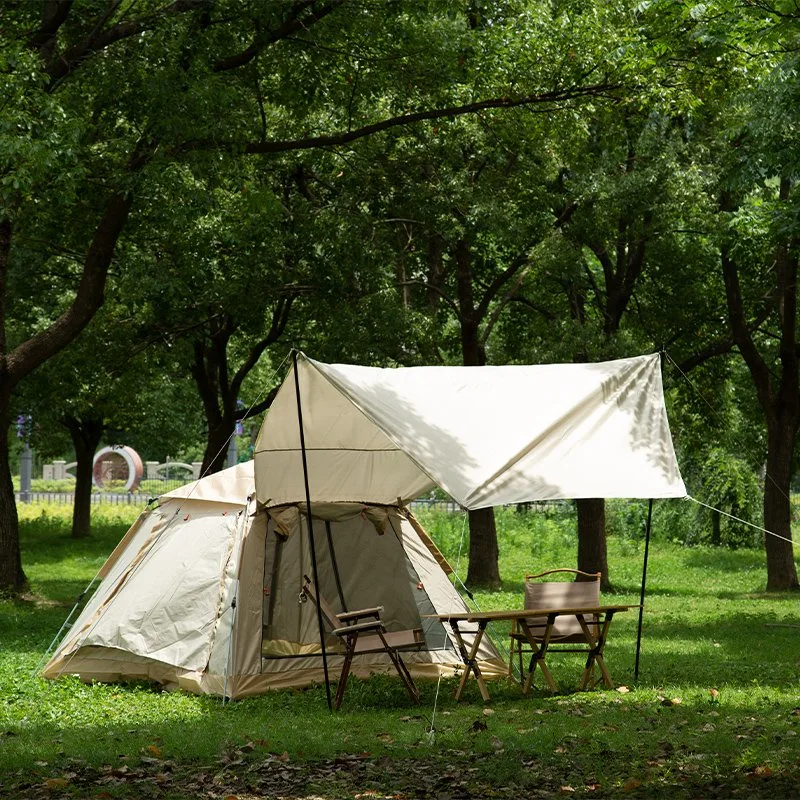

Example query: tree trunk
[576,498,610,590]
[711,508,721,546]
[572,335,610,587]
[466,506,501,589]
[763,420,799,590]
[0,387,26,593]
[201,418,233,475]
[64,416,105,539]
[720,182,799,591]
[0,216,25,593]
[454,239,501,587]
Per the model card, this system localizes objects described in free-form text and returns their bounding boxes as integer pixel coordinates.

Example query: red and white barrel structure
[92,446,144,492]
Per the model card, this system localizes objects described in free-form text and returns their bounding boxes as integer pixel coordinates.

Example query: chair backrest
[523,569,601,641]
[301,575,341,631]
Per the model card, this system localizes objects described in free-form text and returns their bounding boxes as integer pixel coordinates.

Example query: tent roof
[254,353,686,509]
[161,460,254,505]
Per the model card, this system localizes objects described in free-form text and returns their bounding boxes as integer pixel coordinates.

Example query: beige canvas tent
[252,351,686,692]
[42,461,505,697]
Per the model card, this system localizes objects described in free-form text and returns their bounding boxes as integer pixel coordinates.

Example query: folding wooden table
[429,605,638,701]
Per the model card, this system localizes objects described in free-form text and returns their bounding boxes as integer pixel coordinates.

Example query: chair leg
[377,632,419,703]
[333,636,357,711]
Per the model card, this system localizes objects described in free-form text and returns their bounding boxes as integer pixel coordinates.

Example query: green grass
[2,503,800,798]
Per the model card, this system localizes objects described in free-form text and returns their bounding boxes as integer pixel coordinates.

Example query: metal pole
[227,435,238,469]
[634,498,654,682]
[292,350,332,710]
[20,442,32,503]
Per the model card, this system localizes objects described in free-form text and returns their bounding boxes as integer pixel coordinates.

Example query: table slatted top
[426,605,639,623]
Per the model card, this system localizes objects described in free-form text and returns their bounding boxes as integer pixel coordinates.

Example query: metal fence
[14,491,565,514]
[15,491,154,506]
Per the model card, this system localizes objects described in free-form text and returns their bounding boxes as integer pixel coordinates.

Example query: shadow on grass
[680,547,768,571]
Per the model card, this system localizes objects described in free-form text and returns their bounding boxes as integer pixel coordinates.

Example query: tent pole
[634,498,654,683]
[292,350,333,711]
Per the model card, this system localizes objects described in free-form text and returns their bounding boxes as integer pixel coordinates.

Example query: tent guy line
[688,495,796,546]
[664,351,793,507]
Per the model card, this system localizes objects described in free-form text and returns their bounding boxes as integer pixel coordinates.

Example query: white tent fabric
[42,462,506,697]
[162,460,253,505]
[255,353,686,509]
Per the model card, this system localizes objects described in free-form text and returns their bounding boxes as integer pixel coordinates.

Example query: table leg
[577,612,615,690]
[520,614,558,694]
[450,620,491,702]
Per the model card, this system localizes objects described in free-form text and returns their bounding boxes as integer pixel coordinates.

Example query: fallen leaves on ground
[3,750,798,800]
[658,696,682,707]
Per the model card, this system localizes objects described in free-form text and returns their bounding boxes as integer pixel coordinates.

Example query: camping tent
[44,351,685,698]
[42,461,504,698]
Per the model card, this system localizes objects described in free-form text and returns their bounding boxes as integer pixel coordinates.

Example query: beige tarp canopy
[255,352,686,508]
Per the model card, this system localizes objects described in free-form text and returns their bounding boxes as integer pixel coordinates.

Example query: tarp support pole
[634,498,654,682]
[292,350,333,711]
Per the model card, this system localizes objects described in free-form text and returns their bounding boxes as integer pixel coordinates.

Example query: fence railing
[14,491,566,514]
[15,491,154,506]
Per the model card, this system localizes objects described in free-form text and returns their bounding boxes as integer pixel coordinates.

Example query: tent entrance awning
[254,352,686,509]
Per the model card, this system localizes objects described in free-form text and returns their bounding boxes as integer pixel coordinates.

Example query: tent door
[324,520,348,613]
[262,531,284,640]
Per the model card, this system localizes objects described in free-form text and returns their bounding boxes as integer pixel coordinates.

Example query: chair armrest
[337,606,384,622]
[332,619,386,636]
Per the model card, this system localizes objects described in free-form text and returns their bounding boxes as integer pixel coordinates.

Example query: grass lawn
[1,502,799,798]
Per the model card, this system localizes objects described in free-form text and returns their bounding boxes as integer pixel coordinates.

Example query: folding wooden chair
[301,575,424,710]
[508,569,602,693]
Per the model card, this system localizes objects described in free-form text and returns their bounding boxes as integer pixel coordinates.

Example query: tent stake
[634,498,654,683]
[292,350,333,711]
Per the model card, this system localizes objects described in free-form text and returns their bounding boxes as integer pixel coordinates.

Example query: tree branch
[475,249,532,322]
[213,0,343,72]
[27,0,73,53]
[237,386,280,420]
[230,296,296,399]
[721,243,774,413]
[242,84,617,155]
[507,294,556,321]
[7,191,134,385]
[480,260,535,345]
[44,0,196,88]
[396,279,460,316]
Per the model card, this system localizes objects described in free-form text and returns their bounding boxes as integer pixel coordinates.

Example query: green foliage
[695,447,762,547]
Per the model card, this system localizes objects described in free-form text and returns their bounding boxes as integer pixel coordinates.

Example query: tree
[17,297,205,539]
[0,0,644,595]
[687,0,800,588]
[541,104,711,587]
